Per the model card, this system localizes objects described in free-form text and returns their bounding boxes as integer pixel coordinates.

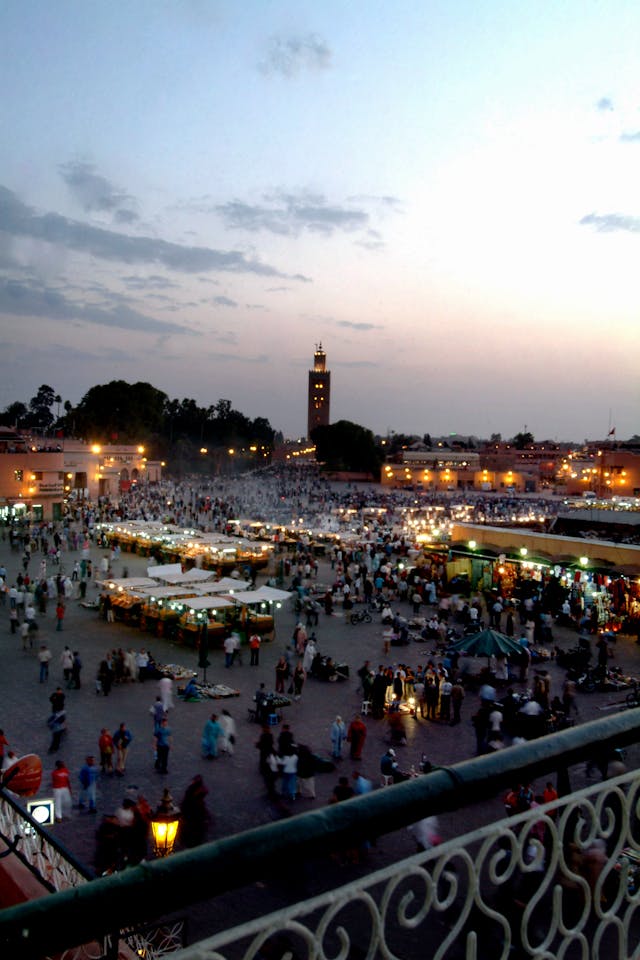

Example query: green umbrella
[449,628,523,659]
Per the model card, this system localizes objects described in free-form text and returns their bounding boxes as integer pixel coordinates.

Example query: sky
[0,0,639,443]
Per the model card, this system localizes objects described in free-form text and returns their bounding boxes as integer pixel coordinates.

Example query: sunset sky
[1,1,638,442]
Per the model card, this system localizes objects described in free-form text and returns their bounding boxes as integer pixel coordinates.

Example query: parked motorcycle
[350,609,372,625]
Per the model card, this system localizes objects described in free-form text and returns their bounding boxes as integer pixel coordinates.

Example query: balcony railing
[1,709,640,959]
[170,768,640,960]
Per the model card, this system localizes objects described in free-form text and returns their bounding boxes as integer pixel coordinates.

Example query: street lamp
[150,789,181,857]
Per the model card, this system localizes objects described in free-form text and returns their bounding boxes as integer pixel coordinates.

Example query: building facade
[307,343,331,439]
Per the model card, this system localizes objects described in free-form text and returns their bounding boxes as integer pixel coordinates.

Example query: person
[293,660,306,701]
[98,728,115,775]
[279,750,298,802]
[113,722,133,776]
[38,643,52,683]
[256,726,277,796]
[352,770,373,795]
[451,681,465,726]
[55,600,65,631]
[330,775,355,803]
[330,715,347,759]
[219,709,236,755]
[201,713,223,759]
[407,815,442,852]
[249,632,261,666]
[150,696,166,732]
[71,650,83,689]
[275,656,289,693]
[78,756,98,812]
[51,759,72,821]
[223,633,238,668]
[347,714,367,760]
[48,711,66,754]
[158,675,174,712]
[97,659,113,696]
[154,717,172,774]
[180,775,210,848]
[0,729,9,769]
[297,744,317,799]
[380,748,408,783]
[61,646,74,687]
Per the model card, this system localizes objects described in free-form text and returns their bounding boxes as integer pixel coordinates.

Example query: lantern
[150,789,180,857]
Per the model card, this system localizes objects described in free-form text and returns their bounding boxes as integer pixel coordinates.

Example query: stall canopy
[147,563,182,579]
[254,585,293,602]
[174,597,235,611]
[449,629,523,659]
[203,577,251,594]
[156,569,217,585]
[101,577,158,591]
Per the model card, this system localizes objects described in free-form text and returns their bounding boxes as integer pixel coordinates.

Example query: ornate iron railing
[168,769,640,960]
[0,790,186,959]
[0,786,90,892]
[2,710,640,958]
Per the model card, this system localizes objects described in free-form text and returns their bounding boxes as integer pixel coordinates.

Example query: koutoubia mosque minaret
[307,342,331,438]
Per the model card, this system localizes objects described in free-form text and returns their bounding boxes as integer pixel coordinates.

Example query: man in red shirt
[249,633,261,666]
[51,760,72,821]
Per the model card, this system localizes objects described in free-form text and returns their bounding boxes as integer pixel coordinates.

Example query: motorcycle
[350,609,372,625]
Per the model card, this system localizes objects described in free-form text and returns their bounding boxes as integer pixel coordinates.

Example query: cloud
[206,351,269,364]
[217,191,369,237]
[0,278,197,335]
[580,212,640,233]
[620,131,640,143]
[59,161,139,222]
[336,320,382,331]
[121,274,179,290]
[213,295,237,307]
[596,97,614,112]
[0,185,303,279]
[332,359,378,368]
[356,229,385,251]
[259,34,331,77]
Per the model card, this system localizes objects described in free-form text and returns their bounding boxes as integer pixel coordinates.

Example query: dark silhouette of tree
[0,401,28,429]
[28,385,56,432]
[512,431,535,449]
[312,420,382,474]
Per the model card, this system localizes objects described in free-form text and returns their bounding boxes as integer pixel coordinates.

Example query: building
[307,343,331,439]
[0,432,162,521]
[0,428,64,521]
[63,440,162,501]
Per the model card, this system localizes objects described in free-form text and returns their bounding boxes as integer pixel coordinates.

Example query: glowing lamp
[151,789,180,857]
[26,798,55,826]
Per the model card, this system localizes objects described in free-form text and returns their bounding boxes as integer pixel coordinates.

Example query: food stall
[137,586,201,639]
[174,596,237,648]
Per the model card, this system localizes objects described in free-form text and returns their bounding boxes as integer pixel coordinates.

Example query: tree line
[0,382,279,474]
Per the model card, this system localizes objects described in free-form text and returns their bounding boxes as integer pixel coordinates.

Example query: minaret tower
[307,342,331,438]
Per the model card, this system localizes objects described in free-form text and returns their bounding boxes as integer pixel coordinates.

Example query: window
[14,469,23,481]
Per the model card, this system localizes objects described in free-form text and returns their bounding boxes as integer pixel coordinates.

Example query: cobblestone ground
[2,533,639,941]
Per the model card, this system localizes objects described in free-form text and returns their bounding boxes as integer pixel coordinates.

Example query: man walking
[78,756,98,812]
[38,643,52,683]
[249,632,261,666]
[154,717,172,774]
[113,722,133,777]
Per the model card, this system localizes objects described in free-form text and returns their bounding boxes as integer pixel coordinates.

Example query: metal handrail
[2,709,640,957]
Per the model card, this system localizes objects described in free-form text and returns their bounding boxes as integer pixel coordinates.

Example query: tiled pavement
[2,534,639,938]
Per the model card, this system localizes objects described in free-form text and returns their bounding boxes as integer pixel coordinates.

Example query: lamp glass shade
[151,789,180,857]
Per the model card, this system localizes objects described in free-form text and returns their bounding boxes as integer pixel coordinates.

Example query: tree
[0,401,28,428]
[512,431,535,449]
[311,420,382,474]
[28,384,56,432]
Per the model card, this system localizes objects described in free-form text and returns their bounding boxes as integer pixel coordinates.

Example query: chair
[380,774,394,787]
[361,700,372,716]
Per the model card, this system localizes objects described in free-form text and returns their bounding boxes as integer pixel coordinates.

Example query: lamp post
[150,789,181,858]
